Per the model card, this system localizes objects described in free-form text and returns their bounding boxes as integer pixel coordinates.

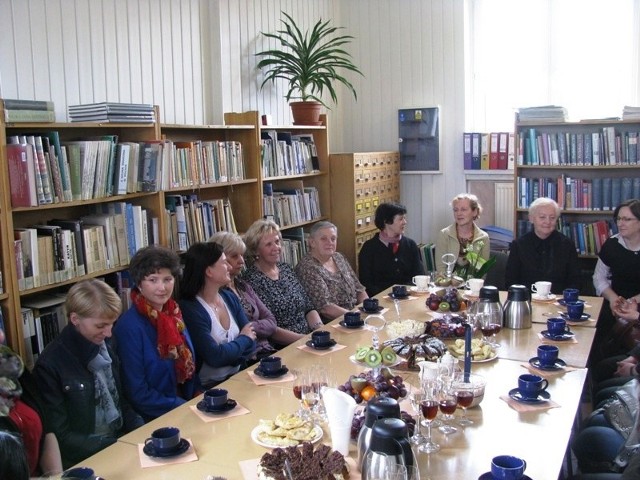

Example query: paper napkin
[521,362,579,377]
[537,332,578,344]
[500,395,560,413]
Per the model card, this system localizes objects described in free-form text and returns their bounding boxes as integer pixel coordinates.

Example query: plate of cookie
[251,413,323,448]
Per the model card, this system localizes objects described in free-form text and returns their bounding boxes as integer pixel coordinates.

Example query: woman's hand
[305,310,323,330]
[614,298,640,321]
[615,357,638,377]
[240,323,257,341]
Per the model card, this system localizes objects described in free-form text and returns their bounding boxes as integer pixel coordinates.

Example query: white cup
[412,275,431,291]
[465,278,484,296]
[531,281,552,298]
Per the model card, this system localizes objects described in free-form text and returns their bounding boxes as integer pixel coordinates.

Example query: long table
[71,290,602,480]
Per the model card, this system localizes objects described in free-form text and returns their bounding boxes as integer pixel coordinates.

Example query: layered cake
[258,442,349,480]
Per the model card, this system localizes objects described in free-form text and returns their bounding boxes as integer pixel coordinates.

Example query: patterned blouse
[295,252,365,320]
[242,262,313,335]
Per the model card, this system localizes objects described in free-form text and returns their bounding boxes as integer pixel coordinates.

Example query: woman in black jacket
[34,279,143,468]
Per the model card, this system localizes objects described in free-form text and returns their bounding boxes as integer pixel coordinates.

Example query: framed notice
[398,107,440,172]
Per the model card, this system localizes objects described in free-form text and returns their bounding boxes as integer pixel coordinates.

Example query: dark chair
[484,251,508,291]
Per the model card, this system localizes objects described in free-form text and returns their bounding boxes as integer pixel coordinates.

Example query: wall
[0,0,469,244]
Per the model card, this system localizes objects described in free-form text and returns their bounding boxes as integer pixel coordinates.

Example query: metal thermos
[503,284,532,329]
[476,285,503,329]
[361,418,416,479]
[357,396,401,468]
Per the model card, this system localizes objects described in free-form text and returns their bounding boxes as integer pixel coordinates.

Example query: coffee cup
[204,388,228,408]
[344,311,362,326]
[531,281,552,298]
[465,278,484,296]
[491,455,527,480]
[145,426,181,454]
[563,288,580,303]
[537,344,559,367]
[518,373,549,400]
[363,298,379,312]
[412,275,431,291]
[547,317,570,336]
[311,330,332,347]
[260,356,282,374]
[392,285,407,297]
[61,467,95,479]
[566,301,584,320]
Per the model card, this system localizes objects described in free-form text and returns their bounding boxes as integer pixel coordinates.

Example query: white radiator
[495,183,515,230]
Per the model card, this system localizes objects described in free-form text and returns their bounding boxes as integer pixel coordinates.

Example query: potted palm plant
[256,12,363,125]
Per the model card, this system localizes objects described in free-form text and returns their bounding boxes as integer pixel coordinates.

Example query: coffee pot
[503,284,532,329]
[357,396,401,467]
[361,417,416,478]
[475,285,503,330]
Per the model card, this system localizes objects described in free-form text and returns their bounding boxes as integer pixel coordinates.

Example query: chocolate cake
[257,442,349,480]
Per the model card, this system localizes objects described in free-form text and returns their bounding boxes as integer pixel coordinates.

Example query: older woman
[179,242,257,388]
[242,219,323,335]
[436,193,490,276]
[505,197,580,294]
[113,246,198,421]
[295,221,368,322]
[209,232,303,352]
[34,279,143,468]
[358,202,425,297]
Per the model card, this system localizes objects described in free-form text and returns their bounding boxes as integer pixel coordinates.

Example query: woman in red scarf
[113,246,198,421]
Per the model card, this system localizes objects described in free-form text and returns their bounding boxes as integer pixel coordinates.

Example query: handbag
[599,379,640,471]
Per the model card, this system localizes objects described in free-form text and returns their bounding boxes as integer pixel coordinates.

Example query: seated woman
[179,242,257,388]
[358,202,425,297]
[505,197,580,293]
[242,219,323,336]
[113,246,198,421]
[295,221,368,322]
[209,231,303,353]
[435,193,490,276]
[0,328,62,477]
[34,279,143,468]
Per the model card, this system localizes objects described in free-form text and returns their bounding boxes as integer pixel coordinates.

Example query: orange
[361,385,377,401]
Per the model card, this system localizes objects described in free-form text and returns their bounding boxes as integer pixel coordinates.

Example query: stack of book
[623,106,640,120]
[3,99,56,123]
[68,102,155,123]
[516,105,568,123]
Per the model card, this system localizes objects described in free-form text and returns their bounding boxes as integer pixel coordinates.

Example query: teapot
[503,284,532,329]
[357,396,401,468]
[361,417,416,478]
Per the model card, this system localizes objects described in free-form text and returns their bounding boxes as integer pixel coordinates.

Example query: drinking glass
[452,377,475,426]
[418,385,440,454]
[301,370,321,421]
[292,368,310,419]
[365,314,387,351]
[437,388,458,435]
[478,311,501,348]
[409,389,426,445]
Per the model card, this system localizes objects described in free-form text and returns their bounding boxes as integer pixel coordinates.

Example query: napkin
[322,387,357,456]
[189,402,250,422]
[247,369,296,386]
[500,395,560,412]
[537,332,578,344]
[138,438,198,467]
[296,343,347,356]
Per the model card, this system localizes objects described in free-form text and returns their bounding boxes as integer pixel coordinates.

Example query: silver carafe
[503,284,532,329]
[357,396,401,468]
[476,285,503,330]
[361,418,416,479]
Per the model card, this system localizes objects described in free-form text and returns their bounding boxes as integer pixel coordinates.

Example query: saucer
[389,293,409,300]
[306,339,337,350]
[529,357,567,371]
[478,473,533,480]
[532,293,556,302]
[541,330,575,341]
[143,438,190,458]
[254,366,289,378]
[463,290,480,298]
[410,286,430,295]
[509,388,551,404]
[560,312,590,322]
[558,298,582,307]
[339,320,364,329]
[196,398,237,414]
[359,306,383,313]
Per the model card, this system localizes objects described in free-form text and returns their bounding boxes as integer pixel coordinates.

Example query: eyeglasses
[616,217,638,223]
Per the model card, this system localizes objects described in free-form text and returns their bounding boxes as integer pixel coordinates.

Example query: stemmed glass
[301,369,321,421]
[441,253,456,279]
[418,381,441,454]
[292,368,310,419]
[409,389,426,445]
[437,377,458,435]
[452,375,475,426]
[478,311,501,348]
[365,314,387,351]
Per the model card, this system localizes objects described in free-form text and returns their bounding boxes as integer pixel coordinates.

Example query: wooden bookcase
[514,118,640,294]
[329,151,400,270]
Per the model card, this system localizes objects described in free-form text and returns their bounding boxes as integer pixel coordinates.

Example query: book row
[262,185,322,228]
[517,176,640,211]
[417,243,437,272]
[3,98,56,123]
[6,134,246,208]
[517,127,640,166]
[20,294,66,369]
[463,132,515,170]
[260,130,319,177]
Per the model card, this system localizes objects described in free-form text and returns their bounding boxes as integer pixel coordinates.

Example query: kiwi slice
[355,347,369,362]
[365,350,382,367]
[381,347,398,366]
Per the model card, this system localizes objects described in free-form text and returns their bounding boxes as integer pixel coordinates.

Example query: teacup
[566,301,584,320]
[547,317,570,336]
[412,275,431,291]
[204,388,228,408]
[563,288,580,303]
[518,374,549,400]
[491,455,527,480]
[145,426,181,454]
[260,356,282,374]
[61,467,95,479]
[363,298,379,312]
[344,311,362,326]
[531,281,552,298]
[465,278,484,296]
[311,330,332,347]
[392,285,408,297]
[537,344,559,367]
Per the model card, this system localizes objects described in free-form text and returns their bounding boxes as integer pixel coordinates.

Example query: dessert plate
[410,286,430,295]
[529,357,567,371]
[196,399,237,414]
[532,293,556,302]
[541,330,575,341]
[560,313,591,322]
[143,438,191,458]
[305,339,337,350]
[339,320,364,329]
[508,388,551,404]
[254,366,289,379]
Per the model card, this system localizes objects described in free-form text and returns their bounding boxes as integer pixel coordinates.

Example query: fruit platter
[426,287,468,312]
[432,272,466,288]
[337,368,408,404]
[351,344,401,368]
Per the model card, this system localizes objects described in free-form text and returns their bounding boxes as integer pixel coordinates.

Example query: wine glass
[453,376,475,426]
[365,314,387,351]
[292,368,310,419]
[418,384,441,454]
[363,451,409,480]
[302,370,321,421]
[437,381,458,435]
[478,311,501,348]
[441,253,456,279]
[409,389,426,445]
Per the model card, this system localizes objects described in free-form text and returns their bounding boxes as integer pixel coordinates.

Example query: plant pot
[290,101,323,126]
